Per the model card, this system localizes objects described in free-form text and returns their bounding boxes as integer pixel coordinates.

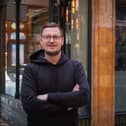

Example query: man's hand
[37,94,48,101]
[72,84,80,92]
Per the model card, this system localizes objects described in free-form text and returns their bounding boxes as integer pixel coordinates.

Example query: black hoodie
[21,50,89,126]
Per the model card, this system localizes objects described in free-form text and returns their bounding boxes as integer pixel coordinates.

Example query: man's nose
[49,37,54,42]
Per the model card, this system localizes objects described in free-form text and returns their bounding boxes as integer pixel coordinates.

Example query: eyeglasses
[42,35,62,41]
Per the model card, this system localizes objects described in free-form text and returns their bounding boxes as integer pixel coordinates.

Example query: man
[21,22,89,126]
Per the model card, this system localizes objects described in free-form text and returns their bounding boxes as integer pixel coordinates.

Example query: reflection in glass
[115,7,126,112]
[20,44,24,65]
[11,44,16,65]
[65,0,88,117]
[11,44,24,65]
[5,2,49,97]
[70,0,88,70]
[10,32,26,40]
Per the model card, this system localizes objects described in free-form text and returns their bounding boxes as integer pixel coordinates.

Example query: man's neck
[44,52,61,64]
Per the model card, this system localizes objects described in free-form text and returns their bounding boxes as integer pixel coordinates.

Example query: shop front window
[11,44,24,66]
[71,0,88,71]
[64,0,89,118]
[5,0,49,96]
[115,1,126,113]
[64,0,88,71]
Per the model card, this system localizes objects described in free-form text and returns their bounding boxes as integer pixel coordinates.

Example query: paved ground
[0,119,9,126]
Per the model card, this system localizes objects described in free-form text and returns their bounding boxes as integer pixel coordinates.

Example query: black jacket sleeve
[47,62,90,107]
[21,64,65,114]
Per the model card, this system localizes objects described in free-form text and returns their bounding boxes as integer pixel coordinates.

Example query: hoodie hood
[29,49,69,65]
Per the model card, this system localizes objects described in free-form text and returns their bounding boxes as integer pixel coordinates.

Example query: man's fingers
[73,84,80,91]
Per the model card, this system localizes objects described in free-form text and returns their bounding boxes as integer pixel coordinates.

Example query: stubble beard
[45,49,61,56]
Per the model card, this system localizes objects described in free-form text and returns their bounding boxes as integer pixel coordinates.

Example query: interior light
[76,0,79,11]
[11,22,25,30]
[11,22,16,30]
[72,0,75,14]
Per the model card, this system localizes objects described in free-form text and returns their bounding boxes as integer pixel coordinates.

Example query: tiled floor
[0,119,9,126]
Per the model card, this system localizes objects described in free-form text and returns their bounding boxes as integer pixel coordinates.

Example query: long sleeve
[47,62,90,107]
[21,64,65,114]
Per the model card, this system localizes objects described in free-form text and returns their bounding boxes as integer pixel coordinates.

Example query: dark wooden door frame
[0,0,9,93]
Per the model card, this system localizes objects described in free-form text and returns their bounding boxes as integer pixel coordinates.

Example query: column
[92,0,115,126]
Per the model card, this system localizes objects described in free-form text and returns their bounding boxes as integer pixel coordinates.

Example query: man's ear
[39,36,43,44]
[39,36,44,49]
[61,37,64,46]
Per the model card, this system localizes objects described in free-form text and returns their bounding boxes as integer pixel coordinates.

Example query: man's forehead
[42,27,61,35]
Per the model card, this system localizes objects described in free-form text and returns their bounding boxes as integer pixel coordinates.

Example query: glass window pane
[71,0,88,71]
[5,0,49,96]
[11,44,25,65]
[65,0,89,117]
[11,44,16,65]
[20,44,24,65]
[5,70,16,96]
[10,32,26,40]
[115,4,126,112]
